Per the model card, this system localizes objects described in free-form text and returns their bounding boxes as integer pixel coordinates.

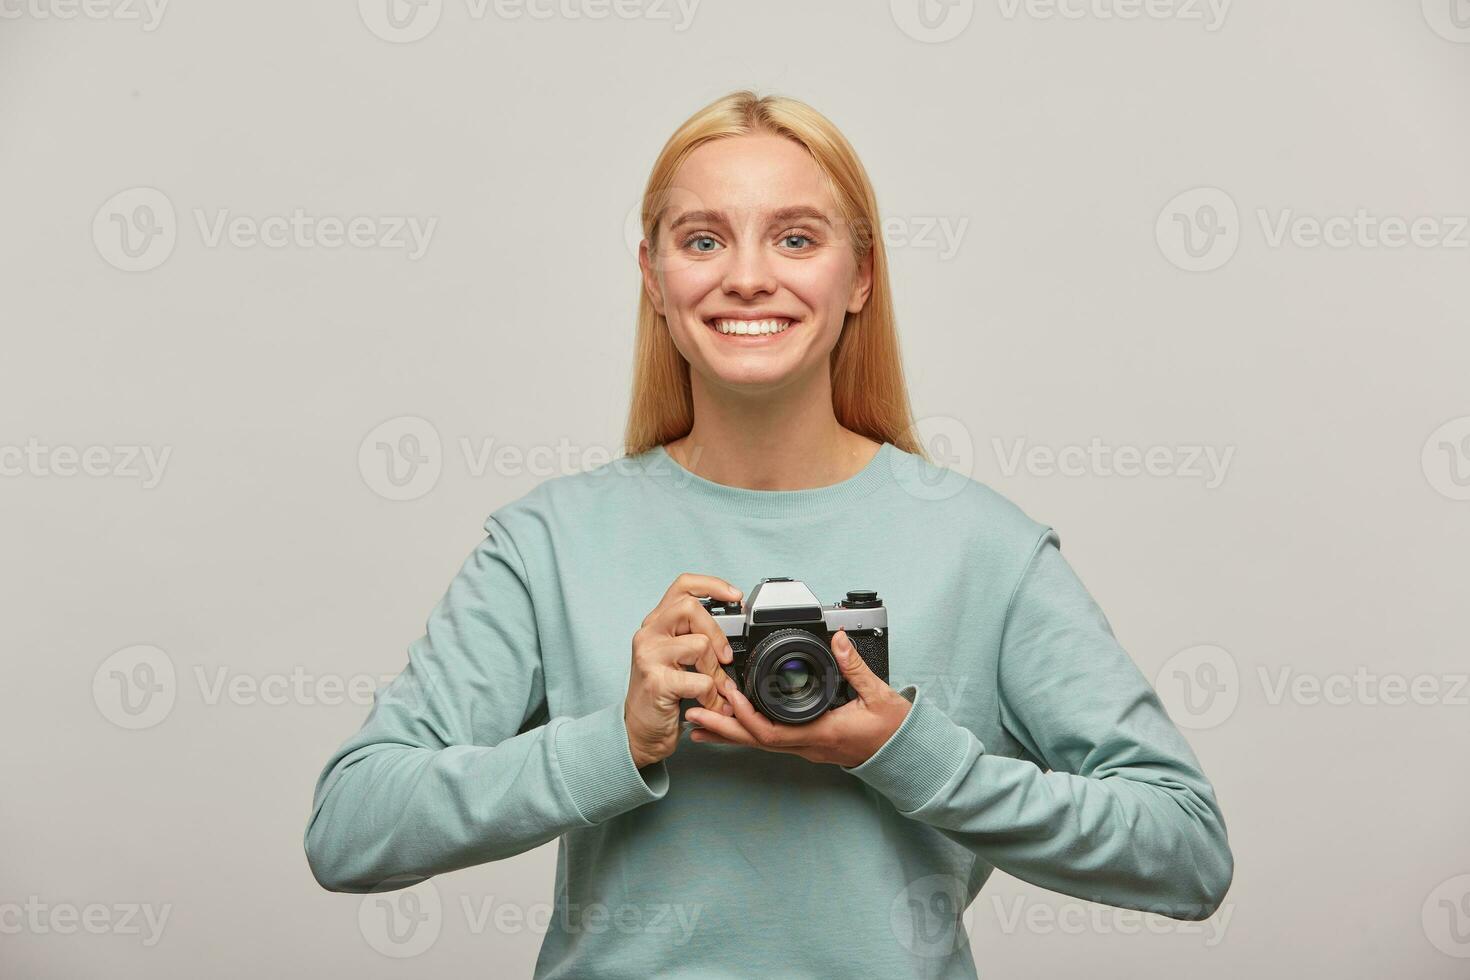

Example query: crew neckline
[641,441,896,520]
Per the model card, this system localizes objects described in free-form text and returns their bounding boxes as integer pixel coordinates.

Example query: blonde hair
[622,90,929,460]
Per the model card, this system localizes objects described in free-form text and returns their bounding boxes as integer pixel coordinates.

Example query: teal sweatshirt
[304,441,1233,978]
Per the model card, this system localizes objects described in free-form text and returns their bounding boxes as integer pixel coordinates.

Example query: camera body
[699,577,889,724]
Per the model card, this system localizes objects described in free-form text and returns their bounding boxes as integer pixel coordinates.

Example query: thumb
[833,629,884,704]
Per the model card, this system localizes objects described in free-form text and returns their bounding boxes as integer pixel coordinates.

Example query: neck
[666,365,881,490]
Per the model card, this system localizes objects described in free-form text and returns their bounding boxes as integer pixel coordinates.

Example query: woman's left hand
[685,629,911,768]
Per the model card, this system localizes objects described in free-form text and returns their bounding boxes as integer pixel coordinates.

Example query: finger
[651,635,729,712]
[721,678,802,748]
[651,574,743,621]
[659,633,735,708]
[685,705,767,748]
[833,629,886,704]
[649,593,737,669]
[664,666,726,713]
[689,730,740,746]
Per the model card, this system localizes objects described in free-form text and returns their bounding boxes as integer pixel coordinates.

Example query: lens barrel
[745,629,839,723]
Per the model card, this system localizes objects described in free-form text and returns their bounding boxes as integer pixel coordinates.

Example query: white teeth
[711,318,792,336]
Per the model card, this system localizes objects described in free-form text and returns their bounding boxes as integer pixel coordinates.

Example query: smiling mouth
[703,317,798,338]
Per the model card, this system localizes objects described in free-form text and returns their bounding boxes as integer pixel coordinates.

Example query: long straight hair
[622,90,929,461]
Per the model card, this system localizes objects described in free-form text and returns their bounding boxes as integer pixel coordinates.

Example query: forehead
[667,133,835,217]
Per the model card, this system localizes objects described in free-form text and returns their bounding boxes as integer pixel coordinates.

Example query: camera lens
[746,630,839,723]
[775,658,815,698]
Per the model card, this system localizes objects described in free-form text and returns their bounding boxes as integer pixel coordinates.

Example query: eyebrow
[667,206,833,232]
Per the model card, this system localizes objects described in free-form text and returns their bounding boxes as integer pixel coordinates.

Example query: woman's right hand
[624,573,743,770]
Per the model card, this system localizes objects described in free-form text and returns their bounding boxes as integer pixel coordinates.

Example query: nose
[720,240,778,300]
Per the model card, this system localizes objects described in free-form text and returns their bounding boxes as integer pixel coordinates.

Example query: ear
[638,237,666,317]
[846,246,874,315]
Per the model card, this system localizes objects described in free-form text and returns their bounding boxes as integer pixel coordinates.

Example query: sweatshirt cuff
[842,684,974,813]
[554,701,669,824]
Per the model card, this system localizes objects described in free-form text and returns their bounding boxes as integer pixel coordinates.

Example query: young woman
[305,90,1233,978]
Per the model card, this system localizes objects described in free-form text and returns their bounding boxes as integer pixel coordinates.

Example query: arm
[303,516,666,893]
[844,530,1234,919]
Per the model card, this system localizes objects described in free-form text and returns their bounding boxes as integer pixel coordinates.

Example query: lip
[702,314,800,342]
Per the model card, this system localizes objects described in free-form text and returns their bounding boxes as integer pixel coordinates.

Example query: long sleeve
[303,516,667,894]
[844,529,1234,920]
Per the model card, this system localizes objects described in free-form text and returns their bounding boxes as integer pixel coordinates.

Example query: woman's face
[640,133,872,392]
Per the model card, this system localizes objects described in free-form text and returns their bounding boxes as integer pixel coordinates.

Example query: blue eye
[685,235,719,252]
[782,234,814,249]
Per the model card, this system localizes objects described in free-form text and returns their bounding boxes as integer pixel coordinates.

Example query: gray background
[3,0,1468,976]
